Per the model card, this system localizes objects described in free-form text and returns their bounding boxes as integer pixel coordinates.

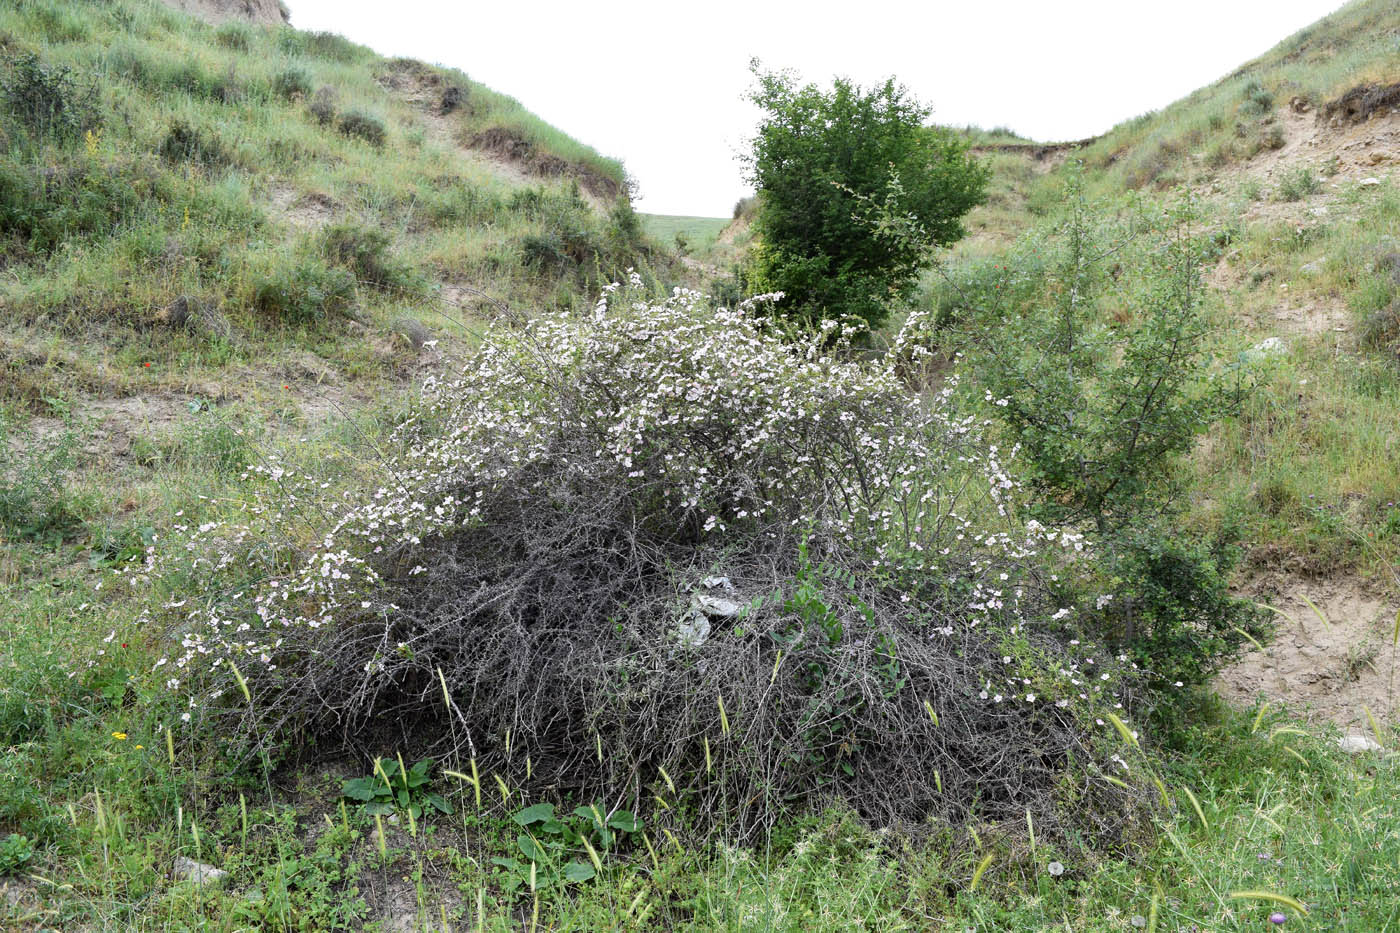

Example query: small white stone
[692,594,742,618]
[173,856,228,886]
[1337,733,1382,754]
[1247,336,1287,360]
[674,612,711,647]
[1359,177,1382,187]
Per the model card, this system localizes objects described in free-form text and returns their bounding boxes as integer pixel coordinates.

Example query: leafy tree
[742,62,988,331]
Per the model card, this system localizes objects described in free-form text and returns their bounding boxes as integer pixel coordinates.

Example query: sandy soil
[269,185,338,231]
[1216,575,1400,729]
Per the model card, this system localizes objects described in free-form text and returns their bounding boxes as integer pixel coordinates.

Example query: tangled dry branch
[148,280,1142,842]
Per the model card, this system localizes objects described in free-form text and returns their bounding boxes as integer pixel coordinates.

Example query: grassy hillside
[0,0,658,419]
[2,1,1400,931]
[1073,0,1399,196]
[639,213,729,254]
[933,0,1400,590]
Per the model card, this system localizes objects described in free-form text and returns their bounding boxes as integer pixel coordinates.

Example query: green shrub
[0,414,86,546]
[1240,79,1274,116]
[1354,259,1399,357]
[0,157,157,255]
[1088,524,1265,691]
[1205,140,1236,168]
[319,221,412,288]
[743,64,988,331]
[0,50,99,141]
[1276,167,1319,201]
[336,109,384,146]
[272,65,311,101]
[307,85,336,125]
[158,119,230,169]
[972,184,1240,531]
[602,199,646,265]
[251,255,355,325]
[960,177,1257,695]
[519,232,569,272]
[214,21,253,52]
[211,63,248,105]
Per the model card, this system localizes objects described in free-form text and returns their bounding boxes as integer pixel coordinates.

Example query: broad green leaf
[425,793,452,814]
[517,833,546,862]
[562,860,596,883]
[341,777,376,802]
[607,810,642,832]
[513,803,556,826]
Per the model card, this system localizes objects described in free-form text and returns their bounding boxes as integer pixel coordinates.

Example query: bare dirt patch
[28,394,195,459]
[1320,82,1400,126]
[969,137,1098,173]
[1269,297,1351,337]
[375,61,619,209]
[467,126,622,202]
[1213,104,1398,197]
[269,185,337,231]
[158,0,288,26]
[1216,575,1400,729]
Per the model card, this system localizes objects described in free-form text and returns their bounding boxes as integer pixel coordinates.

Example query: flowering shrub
[140,277,1145,839]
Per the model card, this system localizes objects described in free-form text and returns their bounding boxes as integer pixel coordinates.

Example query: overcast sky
[286,0,1345,217]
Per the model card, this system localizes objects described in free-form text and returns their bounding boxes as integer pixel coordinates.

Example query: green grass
[953,124,1036,146]
[640,213,729,253]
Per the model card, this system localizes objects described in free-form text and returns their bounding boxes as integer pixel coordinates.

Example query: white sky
[285,0,1346,216]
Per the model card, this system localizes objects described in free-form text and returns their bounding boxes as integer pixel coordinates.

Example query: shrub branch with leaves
[742,62,988,332]
[936,172,1265,691]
